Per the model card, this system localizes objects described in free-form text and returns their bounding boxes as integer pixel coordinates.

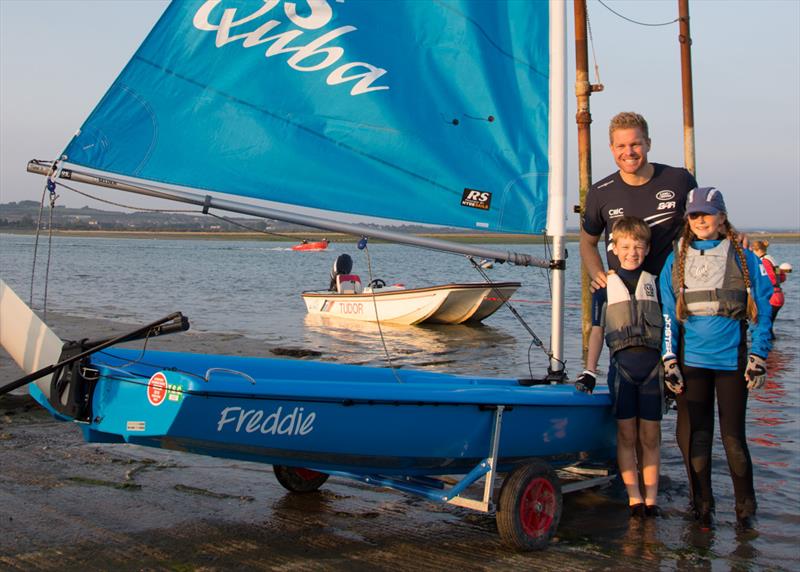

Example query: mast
[547,0,567,375]
[678,0,696,176]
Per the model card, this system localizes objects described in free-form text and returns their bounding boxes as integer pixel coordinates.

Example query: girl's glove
[663,356,685,395]
[745,354,767,390]
[575,370,597,394]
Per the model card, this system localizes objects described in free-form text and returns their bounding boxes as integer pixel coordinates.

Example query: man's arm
[585,325,604,372]
[579,229,608,290]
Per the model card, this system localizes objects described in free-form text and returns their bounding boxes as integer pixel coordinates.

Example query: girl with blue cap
[659,186,773,532]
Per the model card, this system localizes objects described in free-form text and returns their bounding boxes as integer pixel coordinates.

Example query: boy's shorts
[607,360,663,422]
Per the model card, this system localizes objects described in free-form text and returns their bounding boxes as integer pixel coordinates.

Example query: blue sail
[63,1,550,234]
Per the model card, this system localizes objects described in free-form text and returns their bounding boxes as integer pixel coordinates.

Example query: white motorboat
[302,275,520,325]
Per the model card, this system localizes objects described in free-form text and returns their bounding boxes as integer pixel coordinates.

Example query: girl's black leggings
[675,363,756,518]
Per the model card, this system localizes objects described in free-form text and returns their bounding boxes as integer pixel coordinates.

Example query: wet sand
[0,313,782,571]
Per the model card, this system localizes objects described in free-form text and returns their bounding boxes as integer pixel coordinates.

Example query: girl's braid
[675,224,695,321]
[725,220,758,322]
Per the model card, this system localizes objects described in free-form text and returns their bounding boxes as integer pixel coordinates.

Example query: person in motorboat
[580,112,698,289]
[329,253,354,291]
[750,240,785,339]
[575,216,664,518]
[659,187,773,532]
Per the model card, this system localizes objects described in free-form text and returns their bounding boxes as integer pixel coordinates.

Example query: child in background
[751,240,785,338]
[576,216,664,518]
[660,187,773,531]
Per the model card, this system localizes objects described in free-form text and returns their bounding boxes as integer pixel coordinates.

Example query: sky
[1,0,798,230]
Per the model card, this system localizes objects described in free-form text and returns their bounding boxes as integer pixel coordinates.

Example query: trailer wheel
[496,461,562,550]
[273,465,329,493]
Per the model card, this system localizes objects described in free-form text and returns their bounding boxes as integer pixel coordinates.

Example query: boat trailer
[272,405,616,551]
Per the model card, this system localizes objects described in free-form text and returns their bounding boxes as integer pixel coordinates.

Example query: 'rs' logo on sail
[461,188,492,210]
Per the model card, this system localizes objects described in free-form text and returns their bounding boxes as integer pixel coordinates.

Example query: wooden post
[678,0,696,177]
[574,0,602,353]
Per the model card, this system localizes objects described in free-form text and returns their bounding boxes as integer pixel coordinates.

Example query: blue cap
[685,186,726,216]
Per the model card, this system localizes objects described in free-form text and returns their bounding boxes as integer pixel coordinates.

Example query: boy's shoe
[629,503,646,518]
[645,505,663,518]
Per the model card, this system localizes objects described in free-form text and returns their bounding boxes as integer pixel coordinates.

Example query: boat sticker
[127,421,146,432]
[147,372,168,406]
[167,382,184,402]
[461,188,491,210]
[217,406,316,436]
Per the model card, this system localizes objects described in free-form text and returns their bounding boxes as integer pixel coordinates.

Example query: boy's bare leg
[617,418,643,505]
[639,419,661,506]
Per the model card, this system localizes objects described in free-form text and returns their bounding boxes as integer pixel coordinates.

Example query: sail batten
[60,1,552,236]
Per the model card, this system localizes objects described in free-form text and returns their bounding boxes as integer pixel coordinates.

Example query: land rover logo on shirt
[461,188,491,210]
[656,190,675,201]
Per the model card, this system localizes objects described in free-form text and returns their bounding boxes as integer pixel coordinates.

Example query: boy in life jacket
[659,187,773,531]
[575,216,664,518]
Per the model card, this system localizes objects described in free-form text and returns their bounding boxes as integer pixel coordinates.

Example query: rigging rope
[596,0,679,27]
[468,233,567,377]
[360,239,404,383]
[42,185,57,320]
[29,182,48,307]
[469,257,546,355]
[586,3,602,86]
[29,161,60,316]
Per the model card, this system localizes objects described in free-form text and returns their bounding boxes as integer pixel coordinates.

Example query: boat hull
[302,282,520,325]
[291,240,328,251]
[31,348,615,476]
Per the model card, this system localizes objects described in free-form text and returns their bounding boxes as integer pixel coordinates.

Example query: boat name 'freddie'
[217,406,316,435]
[193,1,389,96]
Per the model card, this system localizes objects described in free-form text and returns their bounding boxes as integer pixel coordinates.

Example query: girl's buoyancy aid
[604,270,663,355]
[671,238,748,319]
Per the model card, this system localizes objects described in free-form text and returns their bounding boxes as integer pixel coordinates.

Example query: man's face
[611,235,649,271]
[610,127,651,176]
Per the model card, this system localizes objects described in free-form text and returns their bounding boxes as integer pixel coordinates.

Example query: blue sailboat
[4,1,615,550]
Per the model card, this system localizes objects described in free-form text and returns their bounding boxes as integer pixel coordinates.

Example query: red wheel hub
[295,468,324,481]
[519,477,556,537]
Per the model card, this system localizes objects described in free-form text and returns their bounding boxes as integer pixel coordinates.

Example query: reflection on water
[1,234,798,570]
[303,313,517,372]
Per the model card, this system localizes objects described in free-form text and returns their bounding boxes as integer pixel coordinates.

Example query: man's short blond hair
[609,112,649,143]
[611,216,651,244]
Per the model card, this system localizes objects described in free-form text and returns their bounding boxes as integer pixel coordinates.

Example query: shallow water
[1,233,798,569]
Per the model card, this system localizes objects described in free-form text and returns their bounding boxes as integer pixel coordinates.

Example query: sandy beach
[0,312,790,571]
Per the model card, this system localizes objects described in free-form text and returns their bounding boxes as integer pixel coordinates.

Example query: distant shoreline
[2,229,799,243]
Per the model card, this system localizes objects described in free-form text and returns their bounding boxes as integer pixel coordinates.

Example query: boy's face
[612,235,649,271]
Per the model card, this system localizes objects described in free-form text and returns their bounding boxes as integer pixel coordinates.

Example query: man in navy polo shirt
[580,112,697,285]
